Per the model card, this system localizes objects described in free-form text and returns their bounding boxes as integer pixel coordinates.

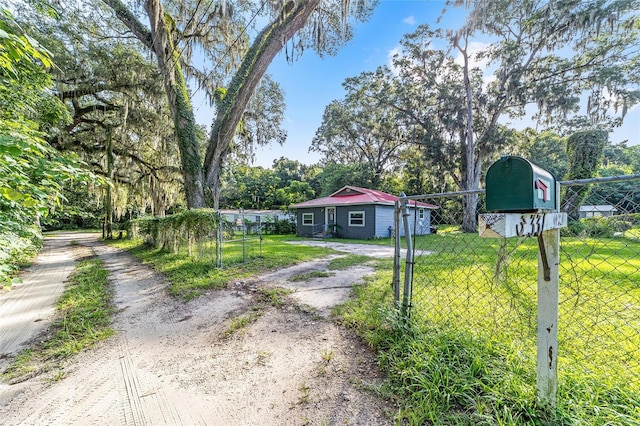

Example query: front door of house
[325,207,336,234]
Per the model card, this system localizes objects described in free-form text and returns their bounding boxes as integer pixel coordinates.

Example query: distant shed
[579,205,617,218]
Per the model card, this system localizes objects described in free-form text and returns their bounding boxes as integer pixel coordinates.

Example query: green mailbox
[486,156,556,213]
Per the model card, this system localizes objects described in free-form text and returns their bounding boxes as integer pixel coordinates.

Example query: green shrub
[563,213,640,238]
[581,216,614,238]
[126,209,219,254]
[0,222,42,287]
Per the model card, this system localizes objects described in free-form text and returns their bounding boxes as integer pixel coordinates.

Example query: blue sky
[194,1,639,169]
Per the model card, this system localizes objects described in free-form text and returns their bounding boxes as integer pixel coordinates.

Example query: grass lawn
[108,235,339,300]
[337,226,640,425]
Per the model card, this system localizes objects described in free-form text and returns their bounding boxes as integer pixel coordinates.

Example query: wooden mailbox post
[479,156,567,410]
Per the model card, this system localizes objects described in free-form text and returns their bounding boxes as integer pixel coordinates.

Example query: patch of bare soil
[0,233,86,373]
[0,236,396,425]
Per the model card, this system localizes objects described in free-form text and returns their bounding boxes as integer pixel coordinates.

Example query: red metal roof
[290,186,438,209]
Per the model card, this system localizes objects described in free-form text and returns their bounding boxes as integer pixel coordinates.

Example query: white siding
[378,205,432,237]
[375,205,395,238]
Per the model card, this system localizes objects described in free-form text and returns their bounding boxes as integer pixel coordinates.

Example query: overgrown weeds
[258,287,292,308]
[328,255,372,270]
[337,230,640,425]
[223,307,263,338]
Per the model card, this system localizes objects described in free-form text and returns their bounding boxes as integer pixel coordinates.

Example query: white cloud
[387,46,402,75]
[403,16,416,25]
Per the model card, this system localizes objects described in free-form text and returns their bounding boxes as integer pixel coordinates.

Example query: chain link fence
[125,209,269,267]
[559,178,640,395]
[393,176,640,413]
[217,210,264,267]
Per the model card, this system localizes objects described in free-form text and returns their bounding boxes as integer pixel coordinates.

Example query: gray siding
[412,207,432,236]
[389,207,432,237]
[296,207,324,237]
[336,205,376,239]
[296,204,432,239]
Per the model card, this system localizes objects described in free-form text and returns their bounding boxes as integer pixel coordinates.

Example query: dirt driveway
[0,234,395,425]
[285,240,397,258]
[0,232,83,372]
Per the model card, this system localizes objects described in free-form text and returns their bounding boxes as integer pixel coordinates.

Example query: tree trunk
[204,0,322,209]
[145,0,206,208]
[105,0,322,210]
[458,32,480,233]
[105,127,114,239]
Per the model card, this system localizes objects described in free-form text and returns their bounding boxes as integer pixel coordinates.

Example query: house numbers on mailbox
[516,214,545,237]
[479,212,567,239]
[480,156,568,410]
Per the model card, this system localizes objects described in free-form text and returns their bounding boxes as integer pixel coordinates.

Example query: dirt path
[0,234,394,425]
[0,232,90,372]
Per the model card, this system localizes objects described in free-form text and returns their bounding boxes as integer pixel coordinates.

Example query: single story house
[579,205,617,218]
[290,186,437,239]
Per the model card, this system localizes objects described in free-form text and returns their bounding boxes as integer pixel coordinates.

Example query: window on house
[349,211,365,227]
[419,208,425,219]
[302,213,314,226]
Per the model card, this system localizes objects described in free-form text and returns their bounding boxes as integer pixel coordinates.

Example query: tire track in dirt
[0,233,81,370]
[118,339,147,426]
[88,242,209,425]
[2,235,394,425]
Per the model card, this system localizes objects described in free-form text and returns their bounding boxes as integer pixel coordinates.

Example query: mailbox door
[530,166,556,211]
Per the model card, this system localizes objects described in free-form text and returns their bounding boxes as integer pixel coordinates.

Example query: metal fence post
[401,194,414,316]
[216,211,223,268]
[393,200,401,305]
[259,215,262,257]
[241,210,246,263]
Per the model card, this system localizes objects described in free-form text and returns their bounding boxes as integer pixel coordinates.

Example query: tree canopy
[1,8,95,283]
[3,0,640,243]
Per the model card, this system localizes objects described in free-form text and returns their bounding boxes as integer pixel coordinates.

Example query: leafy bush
[581,217,614,238]
[0,215,42,287]
[564,213,640,238]
[263,216,296,235]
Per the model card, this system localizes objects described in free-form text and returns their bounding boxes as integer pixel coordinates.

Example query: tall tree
[387,34,514,231]
[202,0,375,208]
[315,163,376,196]
[516,129,568,180]
[272,157,306,187]
[24,9,186,221]
[100,0,214,208]
[99,0,376,209]
[390,0,640,231]
[221,164,280,209]
[0,8,93,282]
[562,129,608,219]
[312,70,409,187]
